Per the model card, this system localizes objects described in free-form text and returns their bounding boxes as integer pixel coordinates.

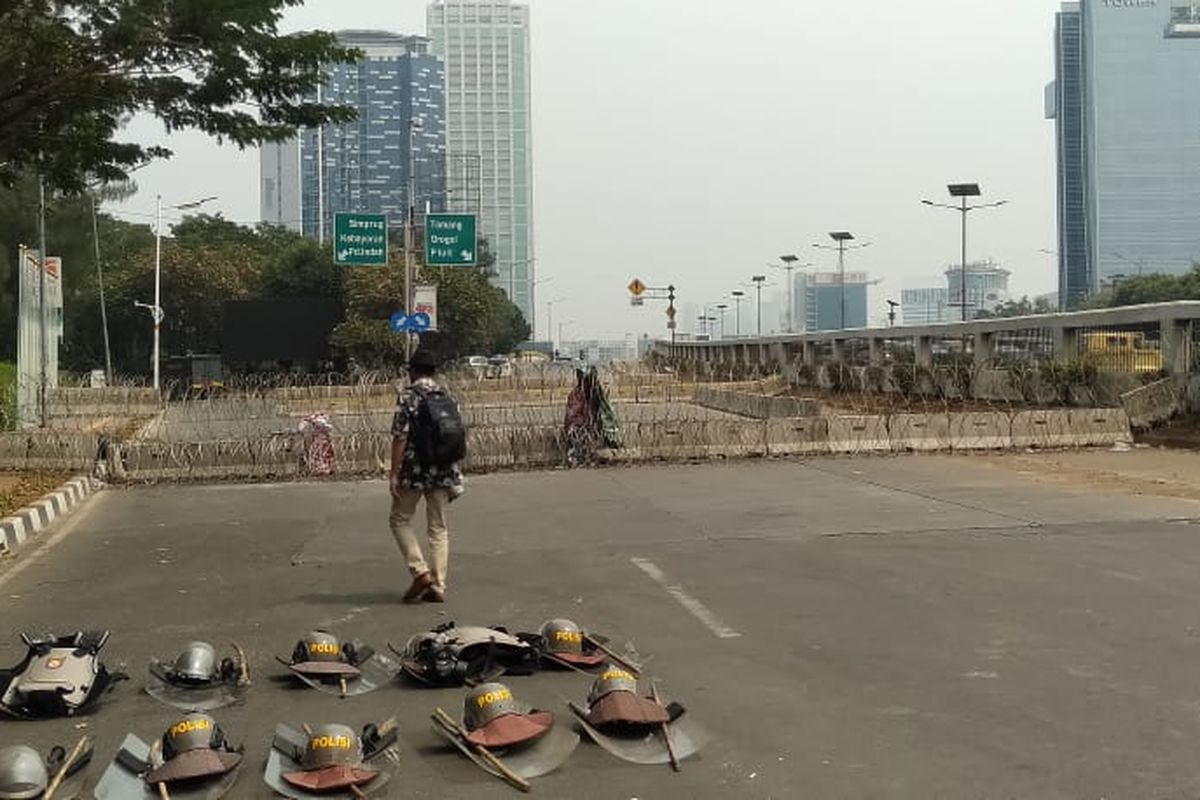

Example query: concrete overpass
[659,301,1200,375]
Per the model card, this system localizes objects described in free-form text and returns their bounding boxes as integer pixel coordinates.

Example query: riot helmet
[301,725,361,771]
[463,683,524,731]
[172,642,218,682]
[162,713,225,758]
[587,665,640,706]
[292,632,344,665]
[0,746,48,800]
[540,619,585,656]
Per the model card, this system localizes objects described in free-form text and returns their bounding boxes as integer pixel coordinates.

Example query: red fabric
[282,763,377,791]
[464,711,554,748]
[588,691,670,726]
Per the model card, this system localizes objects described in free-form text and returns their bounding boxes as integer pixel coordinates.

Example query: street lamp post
[813,233,870,331]
[922,183,1007,322]
[751,275,767,337]
[716,304,729,339]
[546,296,566,346]
[770,254,810,333]
[152,193,217,390]
[731,290,745,336]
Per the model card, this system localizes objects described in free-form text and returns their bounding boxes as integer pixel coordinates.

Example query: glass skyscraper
[427,0,535,329]
[1048,1,1200,307]
[260,31,447,242]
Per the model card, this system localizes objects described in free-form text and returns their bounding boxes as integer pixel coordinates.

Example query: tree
[975,295,1056,319]
[1093,268,1200,308]
[332,241,531,368]
[0,1,358,192]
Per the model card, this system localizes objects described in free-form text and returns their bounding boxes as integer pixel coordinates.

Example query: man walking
[389,350,467,603]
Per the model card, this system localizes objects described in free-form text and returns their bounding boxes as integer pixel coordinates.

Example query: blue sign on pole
[391,310,432,334]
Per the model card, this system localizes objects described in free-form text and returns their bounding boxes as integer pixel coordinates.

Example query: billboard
[222,299,343,364]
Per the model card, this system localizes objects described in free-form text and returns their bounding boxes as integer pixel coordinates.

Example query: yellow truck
[1081,331,1163,373]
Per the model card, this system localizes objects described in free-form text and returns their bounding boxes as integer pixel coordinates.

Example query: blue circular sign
[390,311,409,333]
[410,312,432,333]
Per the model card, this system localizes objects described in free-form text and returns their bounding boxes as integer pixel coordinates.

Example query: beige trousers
[389,488,450,589]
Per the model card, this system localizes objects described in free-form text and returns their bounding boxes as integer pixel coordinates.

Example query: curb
[0,476,102,556]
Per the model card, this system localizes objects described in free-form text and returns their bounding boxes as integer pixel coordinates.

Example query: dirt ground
[1137,414,1200,450]
[973,447,1200,505]
[0,471,71,519]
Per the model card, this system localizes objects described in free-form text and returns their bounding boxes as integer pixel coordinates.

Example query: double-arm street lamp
[813,232,871,331]
[730,290,745,336]
[922,183,1007,322]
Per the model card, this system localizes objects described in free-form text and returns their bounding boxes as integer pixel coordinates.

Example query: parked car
[487,355,514,378]
[460,355,489,380]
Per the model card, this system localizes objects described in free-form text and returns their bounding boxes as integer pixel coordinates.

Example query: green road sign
[425,214,477,266]
[334,213,389,266]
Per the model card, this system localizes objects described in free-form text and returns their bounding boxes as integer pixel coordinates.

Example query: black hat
[408,350,440,371]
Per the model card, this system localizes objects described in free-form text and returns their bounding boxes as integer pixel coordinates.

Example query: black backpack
[411,386,467,468]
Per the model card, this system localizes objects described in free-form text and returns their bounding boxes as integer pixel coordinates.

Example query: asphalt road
[4,455,1200,798]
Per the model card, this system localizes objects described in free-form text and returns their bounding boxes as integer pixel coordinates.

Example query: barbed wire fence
[0,334,1173,481]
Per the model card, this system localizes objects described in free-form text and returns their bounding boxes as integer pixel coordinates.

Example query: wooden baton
[650,681,681,772]
[43,735,91,800]
[433,707,531,793]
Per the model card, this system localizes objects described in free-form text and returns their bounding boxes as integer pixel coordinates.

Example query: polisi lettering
[308,641,340,655]
[475,686,513,708]
[310,735,352,750]
[170,718,212,738]
[554,630,583,644]
[600,669,635,683]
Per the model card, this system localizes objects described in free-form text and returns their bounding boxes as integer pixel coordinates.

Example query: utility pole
[405,118,420,362]
[887,299,899,328]
[37,178,48,427]
[91,198,113,383]
[316,84,325,245]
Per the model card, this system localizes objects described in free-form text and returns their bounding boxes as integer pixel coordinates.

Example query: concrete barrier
[948,412,1013,451]
[1120,377,1185,430]
[47,387,159,419]
[889,413,953,452]
[1068,408,1132,446]
[1011,410,1075,449]
[0,432,99,471]
[765,418,830,456]
[693,387,821,419]
[623,420,767,460]
[827,416,890,454]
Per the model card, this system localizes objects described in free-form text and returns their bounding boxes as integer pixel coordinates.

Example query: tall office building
[1047,1,1200,308]
[427,0,535,329]
[901,284,950,326]
[798,272,873,332]
[945,261,1011,319]
[261,31,446,242]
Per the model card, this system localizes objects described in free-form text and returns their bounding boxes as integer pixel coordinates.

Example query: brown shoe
[424,586,446,603]
[403,572,434,603]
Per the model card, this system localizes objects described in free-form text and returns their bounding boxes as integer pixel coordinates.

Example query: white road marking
[631,557,742,639]
[0,491,105,590]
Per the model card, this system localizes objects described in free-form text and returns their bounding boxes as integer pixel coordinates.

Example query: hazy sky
[113,0,1065,339]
